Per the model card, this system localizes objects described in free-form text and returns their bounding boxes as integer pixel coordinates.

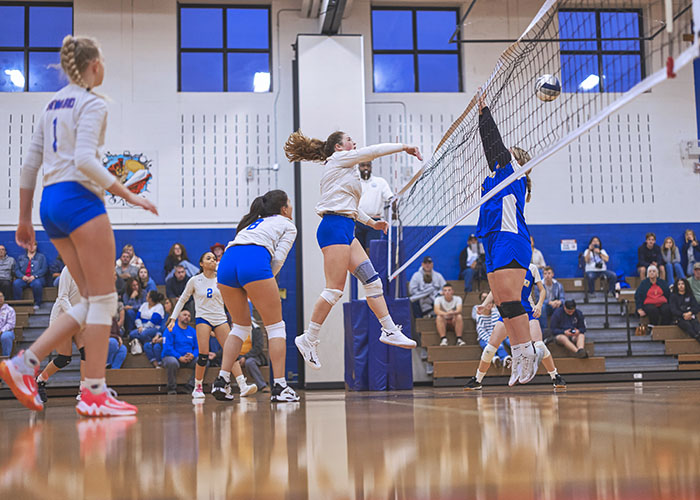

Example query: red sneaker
[0,352,42,412]
[76,387,138,417]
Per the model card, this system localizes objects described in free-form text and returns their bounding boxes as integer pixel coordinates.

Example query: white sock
[475,370,486,383]
[195,378,203,387]
[378,315,397,331]
[37,372,48,382]
[236,374,246,387]
[80,380,86,391]
[548,370,558,379]
[307,321,321,342]
[85,377,105,395]
[23,349,40,369]
[219,370,231,383]
[274,377,287,388]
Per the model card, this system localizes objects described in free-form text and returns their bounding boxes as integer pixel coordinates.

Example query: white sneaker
[240,382,258,397]
[508,353,522,387]
[271,383,300,402]
[295,333,321,370]
[191,383,205,399]
[518,346,538,384]
[379,325,417,349]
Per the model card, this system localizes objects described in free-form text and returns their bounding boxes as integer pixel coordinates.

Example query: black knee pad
[53,354,72,369]
[197,353,209,367]
[79,347,86,361]
[497,301,527,319]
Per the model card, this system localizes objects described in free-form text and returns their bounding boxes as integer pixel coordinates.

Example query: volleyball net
[388,0,699,282]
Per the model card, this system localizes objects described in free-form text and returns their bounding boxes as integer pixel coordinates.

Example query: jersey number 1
[52,118,57,152]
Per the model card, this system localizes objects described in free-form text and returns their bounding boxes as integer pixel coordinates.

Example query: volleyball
[534,74,561,102]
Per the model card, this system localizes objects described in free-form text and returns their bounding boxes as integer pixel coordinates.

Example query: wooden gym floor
[1,381,700,499]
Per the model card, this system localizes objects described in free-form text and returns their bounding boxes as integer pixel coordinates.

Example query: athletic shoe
[456,338,466,346]
[0,352,42,412]
[463,376,482,391]
[439,337,448,346]
[191,383,205,399]
[271,383,300,402]
[508,353,521,387]
[295,332,321,370]
[76,388,82,401]
[518,346,539,384]
[553,374,567,389]
[379,325,417,349]
[211,376,234,401]
[75,387,138,417]
[576,348,588,359]
[503,355,513,369]
[240,382,258,397]
[37,380,48,404]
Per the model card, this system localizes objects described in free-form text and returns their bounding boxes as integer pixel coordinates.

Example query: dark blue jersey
[475,162,530,239]
[521,264,541,313]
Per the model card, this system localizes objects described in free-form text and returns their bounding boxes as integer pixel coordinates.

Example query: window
[559,9,644,93]
[371,7,461,93]
[0,3,73,92]
[178,5,271,92]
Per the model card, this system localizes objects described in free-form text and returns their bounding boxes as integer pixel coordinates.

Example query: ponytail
[525,173,532,203]
[510,146,532,203]
[284,130,345,163]
[59,35,101,93]
[236,190,289,233]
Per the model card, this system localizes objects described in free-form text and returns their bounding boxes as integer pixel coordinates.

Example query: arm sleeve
[150,305,164,327]
[355,208,372,226]
[478,106,511,172]
[532,266,542,284]
[408,274,430,301]
[381,179,394,201]
[634,285,644,310]
[19,116,45,191]
[2,308,15,332]
[333,143,404,168]
[162,330,176,358]
[74,98,118,189]
[558,283,566,301]
[135,304,145,328]
[549,310,565,335]
[271,224,297,276]
[170,277,195,320]
[669,296,682,317]
[35,254,47,279]
[637,246,647,265]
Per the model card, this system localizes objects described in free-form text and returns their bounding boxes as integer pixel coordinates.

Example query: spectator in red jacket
[635,265,671,325]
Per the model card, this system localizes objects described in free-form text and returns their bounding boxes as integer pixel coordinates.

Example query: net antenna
[389,0,700,283]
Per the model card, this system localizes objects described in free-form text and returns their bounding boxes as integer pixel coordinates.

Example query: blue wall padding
[344,300,369,391]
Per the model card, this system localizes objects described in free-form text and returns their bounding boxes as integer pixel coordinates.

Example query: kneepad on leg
[53,354,72,369]
[230,324,252,342]
[480,344,498,364]
[320,288,343,306]
[79,346,86,361]
[197,353,209,367]
[534,340,551,358]
[67,297,89,327]
[352,260,383,298]
[86,293,118,326]
[497,301,527,319]
[266,321,286,339]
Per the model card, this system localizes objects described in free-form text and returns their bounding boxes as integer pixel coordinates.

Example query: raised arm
[478,106,511,172]
[333,143,421,168]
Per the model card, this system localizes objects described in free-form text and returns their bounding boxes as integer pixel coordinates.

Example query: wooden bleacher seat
[22,286,57,302]
[433,357,605,378]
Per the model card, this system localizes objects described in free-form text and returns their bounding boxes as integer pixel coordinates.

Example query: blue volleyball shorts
[40,181,106,239]
[217,244,273,288]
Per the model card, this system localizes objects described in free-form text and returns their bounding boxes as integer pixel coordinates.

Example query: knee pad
[230,323,252,342]
[86,292,118,326]
[320,288,343,306]
[67,297,89,326]
[534,340,550,359]
[363,279,383,298]
[197,353,209,367]
[497,301,526,319]
[266,320,286,339]
[53,354,72,369]
[481,344,498,364]
[79,346,86,361]
[352,260,379,284]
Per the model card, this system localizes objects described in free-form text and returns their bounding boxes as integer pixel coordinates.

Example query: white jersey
[20,84,115,198]
[314,144,403,224]
[50,266,81,324]
[527,263,542,309]
[358,175,394,218]
[170,273,228,326]
[227,214,297,275]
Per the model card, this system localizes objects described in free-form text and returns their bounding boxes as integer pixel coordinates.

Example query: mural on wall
[102,151,156,208]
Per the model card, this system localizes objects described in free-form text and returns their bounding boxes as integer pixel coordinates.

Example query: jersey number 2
[206,288,213,298]
[52,118,57,152]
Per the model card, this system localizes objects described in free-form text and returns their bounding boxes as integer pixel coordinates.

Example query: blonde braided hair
[60,35,100,91]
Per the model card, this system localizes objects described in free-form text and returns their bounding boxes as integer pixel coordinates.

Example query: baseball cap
[694,262,700,270]
[564,299,576,310]
[422,256,433,263]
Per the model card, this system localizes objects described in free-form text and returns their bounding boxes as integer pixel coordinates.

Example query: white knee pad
[534,340,551,358]
[363,279,383,298]
[266,320,286,339]
[481,344,498,364]
[86,293,118,326]
[230,323,252,342]
[320,288,343,306]
[67,297,89,326]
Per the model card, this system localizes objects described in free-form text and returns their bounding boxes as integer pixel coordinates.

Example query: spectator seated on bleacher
[408,256,446,319]
[13,242,47,309]
[0,245,16,300]
[661,237,685,286]
[530,236,546,273]
[681,229,700,277]
[137,266,157,294]
[239,323,269,392]
[107,304,127,369]
[116,243,144,269]
[534,266,565,330]
[128,290,165,355]
[164,242,198,281]
[166,265,195,318]
[0,291,16,356]
[472,291,510,367]
[162,309,198,395]
[670,278,700,341]
[550,299,588,358]
[458,234,485,293]
[689,263,700,303]
[49,255,64,288]
[583,236,616,296]
[143,298,175,368]
[123,278,146,333]
[637,232,666,281]
[115,250,139,281]
[635,265,671,326]
[434,283,465,346]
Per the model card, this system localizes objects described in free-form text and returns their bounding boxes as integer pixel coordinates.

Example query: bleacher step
[604,356,679,372]
[433,357,605,378]
[594,342,666,356]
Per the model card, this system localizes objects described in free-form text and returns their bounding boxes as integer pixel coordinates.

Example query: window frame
[370,6,462,93]
[558,8,646,93]
[0,1,74,92]
[177,3,273,93]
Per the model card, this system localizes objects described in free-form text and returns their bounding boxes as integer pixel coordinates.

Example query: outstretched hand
[403,145,423,161]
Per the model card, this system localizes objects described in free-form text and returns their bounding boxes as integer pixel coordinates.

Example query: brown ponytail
[59,35,100,91]
[236,189,289,233]
[284,130,344,163]
[510,146,532,203]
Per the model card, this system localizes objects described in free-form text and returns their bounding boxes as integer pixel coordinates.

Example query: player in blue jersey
[474,89,538,384]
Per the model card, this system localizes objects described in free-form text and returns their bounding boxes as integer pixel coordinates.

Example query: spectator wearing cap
[0,245,16,300]
[210,243,226,262]
[550,299,588,358]
[635,265,671,326]
[356,161,393,251]
[459,234,485,293]
[409,257,446,318]
[637,232,666,280]
[687,262,700,304]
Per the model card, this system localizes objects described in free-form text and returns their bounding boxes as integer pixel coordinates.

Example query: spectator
[688,263,700,303]
[637,232,666,280]
[434,283,465,346]
[472,292,510,366]
[166,265,195,318]
[240,324,269,393]
[356,161,393,251]
[106,303,127,369]
[533,266,565,330]
[0,291,16,356]
[0,245,16,300]
[550,299,588,358]
[210,243,226,262]
[530,236,546,272]
[162,309,198,395]
[164,243,198,280]
[670,278,700,341]
[661,236,685,286]
[681,229,700,276]
[122,277,146,333]
[128,290,165,354]
[137,266,157,294]
[143,298,175,368]
[115,250,139,281]
[116,243,143,269]
[408,256,446,318]
[13,241,47,309]
[459,234,485,293]
[49,255,65,288]
[583,236,617,296]
[635,265,671,326]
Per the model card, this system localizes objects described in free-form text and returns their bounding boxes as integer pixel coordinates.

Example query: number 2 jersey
[226,214,297,275]
[171,273,227,326]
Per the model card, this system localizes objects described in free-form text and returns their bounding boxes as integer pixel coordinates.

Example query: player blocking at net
[0,35,158,417]
[284,131,422,369]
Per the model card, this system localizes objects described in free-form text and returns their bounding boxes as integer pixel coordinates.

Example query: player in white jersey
[283,131,422,369]
[167,251,256,399]
[0,36,157,417]
[213,190,299,402]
